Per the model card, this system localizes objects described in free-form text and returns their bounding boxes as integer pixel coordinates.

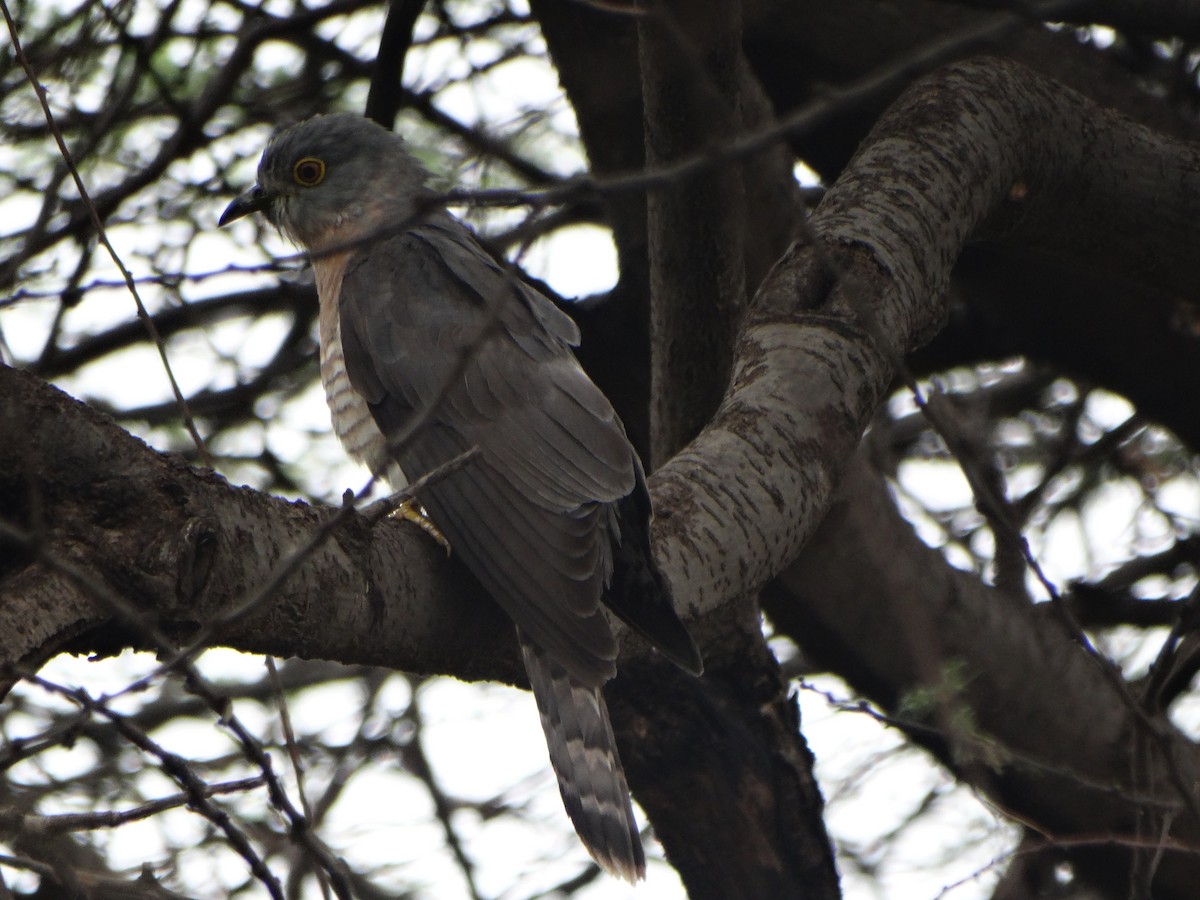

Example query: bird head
[218,113,432,250]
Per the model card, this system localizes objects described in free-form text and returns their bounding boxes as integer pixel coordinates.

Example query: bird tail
[518,630,645,882]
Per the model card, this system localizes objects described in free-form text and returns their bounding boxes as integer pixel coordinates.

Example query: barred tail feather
[518,630,645,882]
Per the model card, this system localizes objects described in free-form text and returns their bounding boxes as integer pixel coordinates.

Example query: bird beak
[218,184,268,226]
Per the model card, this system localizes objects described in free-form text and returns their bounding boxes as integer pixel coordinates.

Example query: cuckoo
[219,113,702,880]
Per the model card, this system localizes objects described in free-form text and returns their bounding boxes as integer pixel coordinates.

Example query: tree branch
[0,364,515,686]
[767,453,1200,897]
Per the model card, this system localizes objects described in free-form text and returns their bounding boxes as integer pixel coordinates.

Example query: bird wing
[337,218,637,687]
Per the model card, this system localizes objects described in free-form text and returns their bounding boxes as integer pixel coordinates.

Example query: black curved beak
[218,185,268,226]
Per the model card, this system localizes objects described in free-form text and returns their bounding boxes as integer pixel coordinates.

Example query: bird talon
[390,499,451,555]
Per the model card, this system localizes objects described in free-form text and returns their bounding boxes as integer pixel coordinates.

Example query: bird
[219,113,702,881]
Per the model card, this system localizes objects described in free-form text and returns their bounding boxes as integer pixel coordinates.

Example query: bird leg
[390,499,452,555]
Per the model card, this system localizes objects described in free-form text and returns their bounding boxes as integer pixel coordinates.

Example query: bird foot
[390,499,451,555]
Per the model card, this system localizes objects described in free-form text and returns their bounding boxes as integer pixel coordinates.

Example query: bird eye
[293,157,326,187]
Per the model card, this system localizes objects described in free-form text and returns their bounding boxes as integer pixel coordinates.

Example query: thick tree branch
[637,54,1200,895]
[918,244,1200,448]
[944,0,1200,39]
[650,53,1200,618]
[639,0,752,465]
[0,364,515,686]
[767,454,1200,897]
[530,0,655,459]
[631,9,838,892]
[744,0,1200,183]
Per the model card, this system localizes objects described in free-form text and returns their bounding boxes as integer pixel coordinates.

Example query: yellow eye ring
[293,157,325,187]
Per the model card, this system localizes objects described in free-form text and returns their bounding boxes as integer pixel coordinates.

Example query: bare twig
[0,0,211,464]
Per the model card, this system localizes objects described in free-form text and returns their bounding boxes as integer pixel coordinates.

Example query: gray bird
[220,113,702,881]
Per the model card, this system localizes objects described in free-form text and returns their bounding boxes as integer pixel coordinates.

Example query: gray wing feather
[338,220,634,685]
[335,212,698,879]
[416,220,582,347]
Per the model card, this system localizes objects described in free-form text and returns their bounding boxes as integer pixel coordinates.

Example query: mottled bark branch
[651,53,1200,617]
[641,54,1200,894]
[0,364,514,687]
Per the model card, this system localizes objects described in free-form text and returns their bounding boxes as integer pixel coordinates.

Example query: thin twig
[0,777,266,834]
[0,528,357,898]
[266,655,332,900]
[21,674,285,900]
[0,0,211,465]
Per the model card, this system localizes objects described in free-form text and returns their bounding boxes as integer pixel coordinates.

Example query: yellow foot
[390,499,451,555]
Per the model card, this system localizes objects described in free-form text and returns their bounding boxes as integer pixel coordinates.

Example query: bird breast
[314,252,400,483]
